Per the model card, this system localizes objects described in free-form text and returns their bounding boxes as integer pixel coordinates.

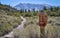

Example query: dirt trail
[0,16,26,38]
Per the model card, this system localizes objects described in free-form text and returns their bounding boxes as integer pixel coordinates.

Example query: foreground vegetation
[13,16,60,38]
[0,3,38,36]
[0,4,22,36]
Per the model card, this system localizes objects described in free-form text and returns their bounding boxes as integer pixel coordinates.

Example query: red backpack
[39,13,48,27]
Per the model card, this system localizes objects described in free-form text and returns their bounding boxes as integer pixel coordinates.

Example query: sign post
[39,11,48,38]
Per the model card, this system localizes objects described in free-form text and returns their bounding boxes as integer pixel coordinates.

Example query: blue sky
[0,0,60,7]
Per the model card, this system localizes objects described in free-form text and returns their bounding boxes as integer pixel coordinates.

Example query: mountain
[14,3,52,10]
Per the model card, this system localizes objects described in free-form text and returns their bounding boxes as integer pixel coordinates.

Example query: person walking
[39,10,48,38]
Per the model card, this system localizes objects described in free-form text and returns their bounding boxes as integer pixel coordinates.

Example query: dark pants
[39,23,46,38]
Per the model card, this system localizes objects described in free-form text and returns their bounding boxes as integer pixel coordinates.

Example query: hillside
[0,4,22,36]
[0,3,17,12]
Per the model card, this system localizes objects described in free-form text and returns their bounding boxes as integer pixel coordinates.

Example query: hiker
[39,10,48,38]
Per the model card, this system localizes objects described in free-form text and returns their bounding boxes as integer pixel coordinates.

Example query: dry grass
[13,16,60,38]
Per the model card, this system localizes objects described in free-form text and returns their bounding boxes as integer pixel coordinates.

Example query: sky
[0,0,60,7]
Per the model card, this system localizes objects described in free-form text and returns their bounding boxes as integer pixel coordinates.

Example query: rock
[48,20,52,23]
[55,22,60,26]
